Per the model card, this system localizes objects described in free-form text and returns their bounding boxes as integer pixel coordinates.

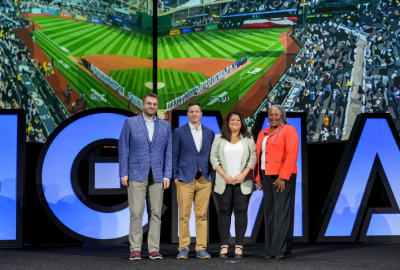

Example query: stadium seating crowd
[0,11,68,143]
[221,0,299,16]
[262,0,400,142]
[169,5,220,29]
[22,0,137,27]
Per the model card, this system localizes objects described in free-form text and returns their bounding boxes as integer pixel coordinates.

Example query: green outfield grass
[181,50,284,116]
[30,16,153,110]
[160,29,288,113]
[31,15,287,112]
[157,28,288,61]
[33,30,132,110]
[109,67,153,101]
[31,16,152,59]
[157,68,209,107]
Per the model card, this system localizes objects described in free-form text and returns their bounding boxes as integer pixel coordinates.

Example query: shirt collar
[189,122,201,131]
[142,113,156,123]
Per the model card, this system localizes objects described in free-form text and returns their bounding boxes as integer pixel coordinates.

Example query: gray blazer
[210,134,257,195]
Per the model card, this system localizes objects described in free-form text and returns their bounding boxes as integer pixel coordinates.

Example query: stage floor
[1,243,399,269]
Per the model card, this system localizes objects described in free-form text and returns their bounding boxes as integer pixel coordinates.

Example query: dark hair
[221,111,252,141]
[143,93,158,102]
[188,102,201,111]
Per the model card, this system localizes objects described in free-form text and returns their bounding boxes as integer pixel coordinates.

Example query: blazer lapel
[220,137,228,171]
[199,125,207,153]
[240,135,248,170]
[138,115,150,145]
[266,124,283,137]
[185,123,198,151]
[151,117,160,146]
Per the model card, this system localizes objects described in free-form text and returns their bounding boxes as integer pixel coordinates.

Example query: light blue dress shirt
[143,114,156,142]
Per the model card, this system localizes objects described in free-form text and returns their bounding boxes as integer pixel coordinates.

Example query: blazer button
[150,151,152,153]
[148,162,151,164]
[265,152,268,154]
[265,161,268,164]
[266,143,268,145]
[282,159,284,161]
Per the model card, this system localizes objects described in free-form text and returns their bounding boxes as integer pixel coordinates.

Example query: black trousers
[261,171,296,256]
[214,184,251,245]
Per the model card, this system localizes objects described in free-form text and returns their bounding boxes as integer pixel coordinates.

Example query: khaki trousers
[127,174,164,253]
[176,175,212,252]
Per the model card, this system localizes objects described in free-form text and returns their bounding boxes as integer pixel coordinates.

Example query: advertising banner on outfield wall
[60,12,72,18]
[205,24,218,30]
[91,18,101,24]
[182,28,191,34]
[194,27,203,32]
[166,56,248,110]
[112,15,123,23]
[41,8,59,16]
[73,14,87,21]
[111,15,136,25]
[30,8,41,14]
[170,29,180,35]
[163,0,171,7]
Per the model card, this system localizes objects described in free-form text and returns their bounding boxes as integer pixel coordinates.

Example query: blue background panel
[326,119,400,237]
[260,117,303,237]
[94,163,121,189]
[177,115,220,237]
[177,115,303,238]
[40,113,148,240]
[0,115,18,240]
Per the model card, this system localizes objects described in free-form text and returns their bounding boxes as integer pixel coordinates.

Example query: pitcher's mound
[145,82,165,89]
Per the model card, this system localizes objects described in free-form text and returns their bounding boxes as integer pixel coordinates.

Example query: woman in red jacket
[255,105,299,260]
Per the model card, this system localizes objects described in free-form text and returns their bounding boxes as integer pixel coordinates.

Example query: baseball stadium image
[1,0,400,143]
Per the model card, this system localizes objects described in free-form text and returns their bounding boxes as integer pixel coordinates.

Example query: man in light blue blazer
[119,93,172,261]
[172,102,215,260]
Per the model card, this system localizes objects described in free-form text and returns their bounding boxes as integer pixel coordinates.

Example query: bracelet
[219,171,225,177]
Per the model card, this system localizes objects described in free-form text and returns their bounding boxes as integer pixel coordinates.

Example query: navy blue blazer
[119,114,172,183]
[172,123,215,183]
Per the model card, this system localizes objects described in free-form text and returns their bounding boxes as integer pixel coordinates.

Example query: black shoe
[219,246,228,259]
[219,253,228,259]
[234,246,243,259]
[275,255,285,260]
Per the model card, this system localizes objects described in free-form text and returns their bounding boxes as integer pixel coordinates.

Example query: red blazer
[255,124,299,181]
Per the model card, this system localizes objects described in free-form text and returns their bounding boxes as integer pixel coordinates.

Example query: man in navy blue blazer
[119,93,172,261]
[172,102,215,259]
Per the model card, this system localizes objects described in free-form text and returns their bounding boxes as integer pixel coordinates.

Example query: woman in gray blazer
[210,111,257,259]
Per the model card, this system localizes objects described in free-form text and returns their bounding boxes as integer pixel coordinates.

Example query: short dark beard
[143,109,156,119]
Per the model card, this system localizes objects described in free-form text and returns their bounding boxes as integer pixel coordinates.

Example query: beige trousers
[127,175,164,253]
[176,176,212,252]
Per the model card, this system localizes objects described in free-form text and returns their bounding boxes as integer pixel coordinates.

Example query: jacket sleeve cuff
[279,172,292,181]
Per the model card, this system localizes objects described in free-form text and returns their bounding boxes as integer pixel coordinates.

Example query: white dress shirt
[261,136,269,170]
[189,122,202,152]
[143,114,156,142]
[224,141,244,178]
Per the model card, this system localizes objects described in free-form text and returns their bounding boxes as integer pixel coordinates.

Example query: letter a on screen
[318,114,400,242]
